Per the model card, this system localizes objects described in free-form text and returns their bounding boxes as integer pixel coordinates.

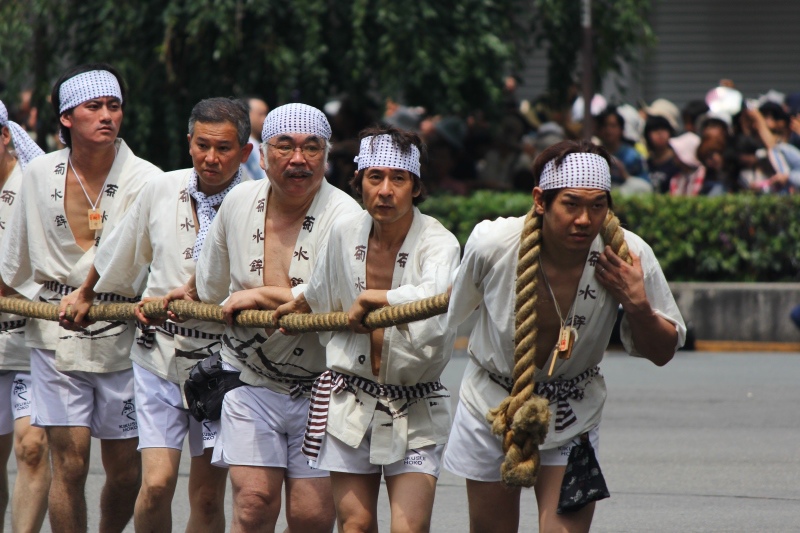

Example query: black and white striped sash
[136,321,223,349]
[0,319,26,332]
[488,366,601,433]
[302,370,445,464]
[43,281,138,303]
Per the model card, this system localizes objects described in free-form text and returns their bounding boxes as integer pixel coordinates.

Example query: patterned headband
[261,103,331,142]
[354,134,421,178]
[0,100,44,170]
[539,152,611,191]
[58,70,123,114]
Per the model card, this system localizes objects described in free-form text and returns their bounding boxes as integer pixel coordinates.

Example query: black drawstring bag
[183,355,244,422]
[557,433,610,514]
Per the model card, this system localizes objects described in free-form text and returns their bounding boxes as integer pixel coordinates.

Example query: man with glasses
[189,103,360,532]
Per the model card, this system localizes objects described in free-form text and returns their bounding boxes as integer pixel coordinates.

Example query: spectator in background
[644,116,679,194]
[784,92,800,150]
[242,97,268,180]
[748,106,800,193]
[758,102,792,144]
[476,114,532,191]
[595,106,652,195]
[696,136,735,195]
[421,116,474,195]
[513,122,566,191]
[681,100,709,134]
[734,135,774,193]
[668,132,703,196]
[643,98,681,134]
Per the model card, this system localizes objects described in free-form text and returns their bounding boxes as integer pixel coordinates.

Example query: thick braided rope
[486,209,630,487]
[0,293,451,333]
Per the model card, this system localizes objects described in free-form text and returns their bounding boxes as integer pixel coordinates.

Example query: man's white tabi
[303,208,460,465]
[448,216,686,449]
[0,140,161,373]
[0,163,37,371]
[94,168,244,384]
[196,178,361,393]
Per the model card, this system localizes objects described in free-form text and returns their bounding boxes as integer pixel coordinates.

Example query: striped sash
[43,281,138,303]
[488,366,601,433]
[301,370,445,465]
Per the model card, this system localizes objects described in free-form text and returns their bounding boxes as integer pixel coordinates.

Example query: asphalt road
[4,350,799,532]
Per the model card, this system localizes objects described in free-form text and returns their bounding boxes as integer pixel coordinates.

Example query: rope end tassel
[489,208,629,488]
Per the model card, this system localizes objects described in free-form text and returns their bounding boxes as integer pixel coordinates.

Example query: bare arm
[221,286,295,327]
[595,246,678,366]
[0,277,18,298]
[748,108,777,149]
[347,289,389,334]
[58,265,100,328]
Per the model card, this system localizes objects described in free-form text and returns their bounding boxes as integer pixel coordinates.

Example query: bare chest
[261,213,303,287]
[64,170,105,251]
[365,245,400,290]
[533,268,583,368]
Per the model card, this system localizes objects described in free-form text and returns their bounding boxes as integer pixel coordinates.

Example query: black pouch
[183,355,244,422]
[556,433,610,514]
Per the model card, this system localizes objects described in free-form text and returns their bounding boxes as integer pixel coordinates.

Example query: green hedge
[420,192,800,282]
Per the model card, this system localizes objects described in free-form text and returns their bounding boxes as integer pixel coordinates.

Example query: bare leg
[47,426,91,533]
[99,437,141,533]
[465,479,521,533]
[186,448,227,533]
[285,475,335,533]
[11,417,50,532]
[534,465,595,533]
[328,471,380,533]
[229,465,284,533]
[134,447,180,533]
[385,472,437,533]
[0,432,11,533]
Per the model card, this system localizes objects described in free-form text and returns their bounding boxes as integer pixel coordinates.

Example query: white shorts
[317,426,444,478]
[0,371,33,434]
[30,348,138,439]
[443,401,600,482]
[133,363,218,457]
[212,384,327,479]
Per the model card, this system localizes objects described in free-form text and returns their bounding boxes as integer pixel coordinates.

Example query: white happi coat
[304,208,460,464]
[448,216,686,449]
[0,140,161,373]
[0,162,37,371]
[94,168,248,383]
[196,178,361,393]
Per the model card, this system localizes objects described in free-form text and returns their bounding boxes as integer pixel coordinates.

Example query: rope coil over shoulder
[486,210,630,487]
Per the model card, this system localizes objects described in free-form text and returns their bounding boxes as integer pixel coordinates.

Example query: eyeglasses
[266,142,323,160]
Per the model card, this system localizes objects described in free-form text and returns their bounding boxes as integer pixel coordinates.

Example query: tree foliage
[532,0,655,107]
[0,0,649,170]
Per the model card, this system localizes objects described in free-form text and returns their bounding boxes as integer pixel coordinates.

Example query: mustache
[283,169,313,178]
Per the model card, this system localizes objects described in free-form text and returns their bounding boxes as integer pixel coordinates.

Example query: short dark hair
[682,100,709,131]
[595,106,625,133]
[51,63,127,149]
[532,140,614,210]
[188,97,251,147]
[643,115,675,151]
[349,124,428,206]
[759,101,790,124]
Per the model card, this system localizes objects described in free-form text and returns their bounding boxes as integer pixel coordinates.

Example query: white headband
[261,103,331,142]
[58,70,123,114]
[354,134,421,178]
[0,100,44,170]
[539,153,611,191]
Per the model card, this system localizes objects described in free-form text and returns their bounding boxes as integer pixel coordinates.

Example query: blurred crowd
[326,78,800,197]
[5,78,800,196]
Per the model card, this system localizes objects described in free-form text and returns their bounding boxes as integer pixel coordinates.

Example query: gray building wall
[517,0,800,110]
